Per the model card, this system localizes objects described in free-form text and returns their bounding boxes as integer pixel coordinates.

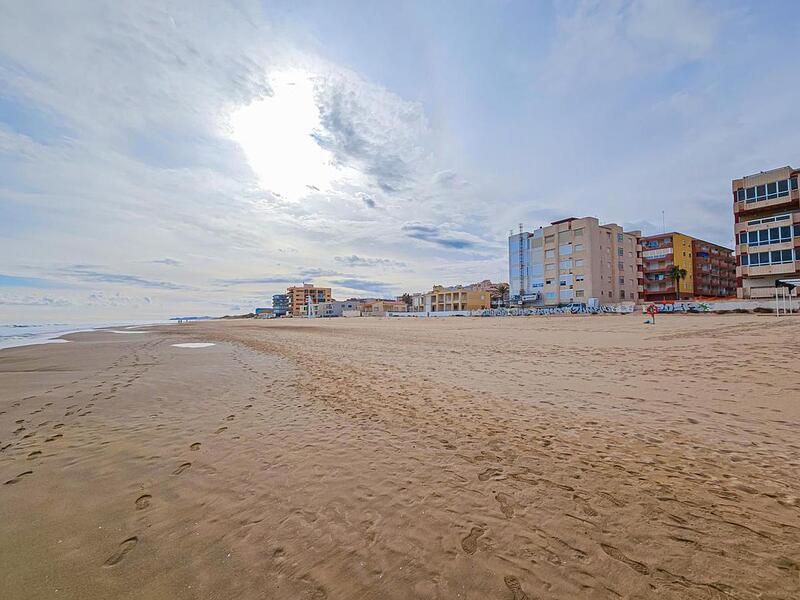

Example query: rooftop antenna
[661,210,666,234]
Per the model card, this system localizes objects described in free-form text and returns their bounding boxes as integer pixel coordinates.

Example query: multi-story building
[639,233,735,301]
[313,299,364,318]
[287,284,332,316]
[733,166,800,299]
[410,285,492,312]
[272,293,290,317]
[509,217,640,306]
[362,299,407,316]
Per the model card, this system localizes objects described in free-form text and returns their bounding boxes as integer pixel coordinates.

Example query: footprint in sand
[103,536,138,567]
[225,415,235,421]
[215,426,227,434]
[135,494,152,510]
[600,543,650,575]
[172,462,192,476]
[5,471,33,485]
[461,527,486,555]
[27,450,42,459]
[495,493,515,518]
[478,467,503,482]
[504,576,530,600]
[190,442,201,451]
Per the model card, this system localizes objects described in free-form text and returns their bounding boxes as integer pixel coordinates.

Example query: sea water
[0,321,168,350]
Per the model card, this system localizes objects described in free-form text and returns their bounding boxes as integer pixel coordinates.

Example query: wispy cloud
[57,266,186,290]
[334,255,406,268]
[330,278,395,296]
[150,258,182,267]
[0,293,71,306]
[401,222,485,250]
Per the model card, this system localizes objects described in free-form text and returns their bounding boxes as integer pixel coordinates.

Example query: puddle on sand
[171,343,216,348]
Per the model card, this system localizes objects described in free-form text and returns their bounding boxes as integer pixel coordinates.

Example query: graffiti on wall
[475,303,635,317]
[641,302,711,313]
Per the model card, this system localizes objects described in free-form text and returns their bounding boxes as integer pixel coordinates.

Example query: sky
[1,0,798,322]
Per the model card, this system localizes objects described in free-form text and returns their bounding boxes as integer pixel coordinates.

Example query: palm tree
[669,265,687,301]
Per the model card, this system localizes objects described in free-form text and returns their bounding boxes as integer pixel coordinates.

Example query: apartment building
[287,284,332,316]
[272,293,290,317]
[639,233,735,301]
[312,299,365,318]
[411,285,492,312]
[733,166,800,299]
[509,217,639,306]
[362,299,407,316]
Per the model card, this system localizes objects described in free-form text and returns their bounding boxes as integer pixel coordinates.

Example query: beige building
[411,285,492,312]
[287,284,332,316]
[733,166,800,299]
[509,217,640,306]
[362,299,407,316]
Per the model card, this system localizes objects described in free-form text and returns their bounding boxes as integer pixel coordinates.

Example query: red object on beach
[646,304,658,322]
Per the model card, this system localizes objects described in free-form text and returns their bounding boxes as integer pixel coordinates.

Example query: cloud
[86,291,152,307]
[401,222,486,250]
[0,293,71,306]
[330,278,395,296]
[334,255,406,268]
[58,266,186,290]
[358,192,377,209]
[312,69,429,193]
[150,258,182,267]
[542,0,720,91]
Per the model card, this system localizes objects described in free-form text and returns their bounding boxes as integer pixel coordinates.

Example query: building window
[545,249,555,258]
[619,276,625,285]
[545,263,555,271]
[745,226,792,246]
[574,228,584,237]
[617,233,623,242]
[546,292,556,299]
[545,235,555,244]
[618,261,624,271]
[560,274,573,286]
[559,244,572,255]
[575,259,584,267]
[574,244,584,252]
[576,275,585,283]
[620,290,625,298]
[560,259,572,269]
[738,178,796,203]
[747,249,794,266]
[576,290,584,297]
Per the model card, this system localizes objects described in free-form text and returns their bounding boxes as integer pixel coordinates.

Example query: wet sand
[1,315,799,599]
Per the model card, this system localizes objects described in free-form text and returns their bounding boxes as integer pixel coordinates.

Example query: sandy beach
[1,314,799,599]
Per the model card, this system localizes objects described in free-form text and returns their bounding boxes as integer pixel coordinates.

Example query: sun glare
[230,69,357,200]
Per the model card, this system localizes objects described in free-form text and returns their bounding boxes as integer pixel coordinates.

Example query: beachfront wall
[387,297,796,318]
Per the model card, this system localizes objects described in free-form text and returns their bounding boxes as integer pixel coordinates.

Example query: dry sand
[1,314,799,599]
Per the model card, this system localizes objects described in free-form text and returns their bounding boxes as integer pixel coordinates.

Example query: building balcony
[740,262,799,277]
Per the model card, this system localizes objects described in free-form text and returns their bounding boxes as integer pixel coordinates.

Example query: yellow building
[413,285,492,312]
[287,284,332,316]
[639,232,735,301]
[361,299,407,316]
